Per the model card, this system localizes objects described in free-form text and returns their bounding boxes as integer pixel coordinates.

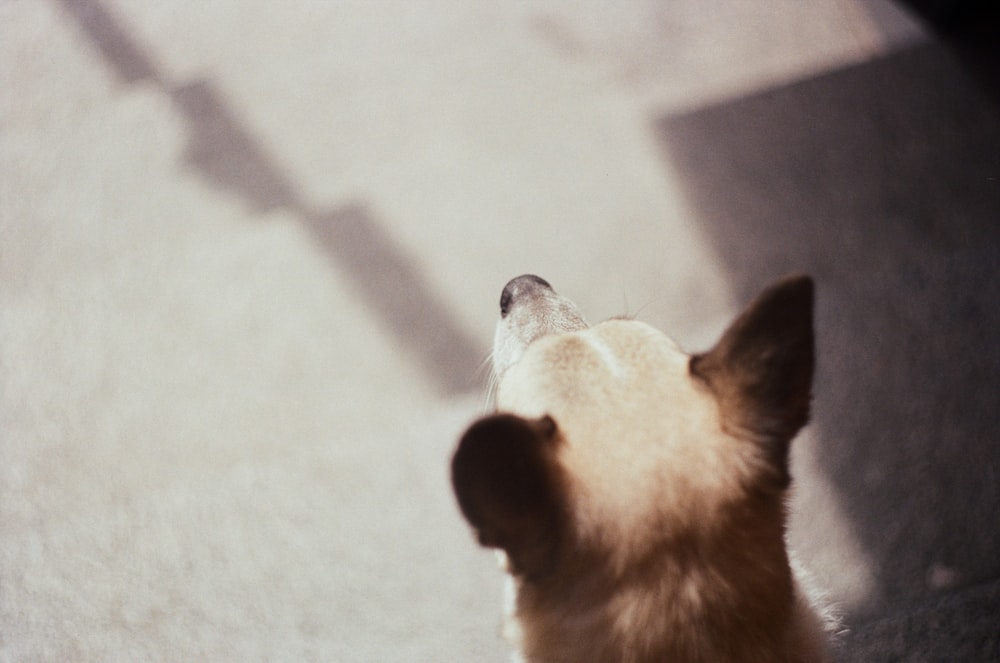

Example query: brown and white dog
[452,275,831,662]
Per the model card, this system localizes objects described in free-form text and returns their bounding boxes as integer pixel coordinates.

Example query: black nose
[500,275,552,317]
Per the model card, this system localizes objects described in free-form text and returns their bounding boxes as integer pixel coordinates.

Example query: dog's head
[452,274,816,660]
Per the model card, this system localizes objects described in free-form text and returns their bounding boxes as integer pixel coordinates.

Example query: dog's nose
[500,274,552,318]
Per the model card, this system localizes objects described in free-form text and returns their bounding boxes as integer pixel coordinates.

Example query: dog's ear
[451,413,567,579]
[689,275,815,485]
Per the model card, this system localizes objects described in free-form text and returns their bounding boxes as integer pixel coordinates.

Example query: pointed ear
[689,275,815,482]
[451,413,567,579]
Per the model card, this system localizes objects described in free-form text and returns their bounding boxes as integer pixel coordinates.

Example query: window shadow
[53,0,483,397]
[655,39,1000,653]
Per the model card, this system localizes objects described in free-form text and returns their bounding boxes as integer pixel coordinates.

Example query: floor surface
[2,1,998,661]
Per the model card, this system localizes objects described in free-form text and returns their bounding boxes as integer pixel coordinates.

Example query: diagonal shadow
[169,81,299,213]
[53,0,483,397]
[303,205,485,393]
[54,0,160,85]
[655,39,1000,657]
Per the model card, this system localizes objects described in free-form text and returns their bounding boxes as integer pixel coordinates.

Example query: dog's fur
[452,275,830,662]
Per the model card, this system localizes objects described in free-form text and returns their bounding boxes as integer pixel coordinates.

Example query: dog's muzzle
[492,275,588,377]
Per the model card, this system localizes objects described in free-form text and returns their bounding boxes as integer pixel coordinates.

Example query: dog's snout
[492,274,587,376]
[500,275,553,318]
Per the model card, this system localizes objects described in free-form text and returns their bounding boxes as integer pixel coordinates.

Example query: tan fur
[453,275,830,662]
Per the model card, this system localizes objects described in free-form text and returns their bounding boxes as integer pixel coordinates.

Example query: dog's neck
[511,498,822,663]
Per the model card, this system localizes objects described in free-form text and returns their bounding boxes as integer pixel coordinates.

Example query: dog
[451,274,831,662]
